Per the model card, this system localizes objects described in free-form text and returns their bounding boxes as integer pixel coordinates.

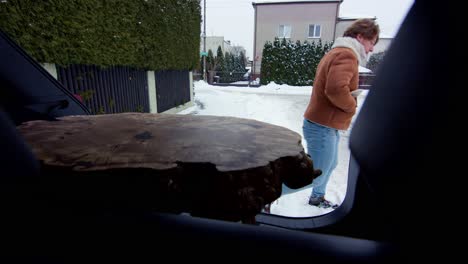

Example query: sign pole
[203,0,207,82]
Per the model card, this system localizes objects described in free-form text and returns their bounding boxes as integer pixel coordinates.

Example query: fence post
[41,63,58,79]
[189,71,194,102]
[147,70,158,113]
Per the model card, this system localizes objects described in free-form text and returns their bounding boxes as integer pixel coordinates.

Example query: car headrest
[349,1,454,198]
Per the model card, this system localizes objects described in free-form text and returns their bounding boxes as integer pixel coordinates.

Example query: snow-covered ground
[178,81,368,217]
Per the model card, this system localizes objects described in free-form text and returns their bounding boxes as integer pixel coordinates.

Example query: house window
[278,25,291,38]
[308,24,321,38]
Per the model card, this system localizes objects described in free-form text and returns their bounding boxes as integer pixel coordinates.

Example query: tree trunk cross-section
[17,113,321,223]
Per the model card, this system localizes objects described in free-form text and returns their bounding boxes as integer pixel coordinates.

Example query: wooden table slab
[17,113,321,223]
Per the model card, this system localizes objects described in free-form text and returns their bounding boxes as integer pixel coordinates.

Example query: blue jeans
[302,119,339,198]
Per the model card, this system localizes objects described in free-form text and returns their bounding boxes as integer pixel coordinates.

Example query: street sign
[200,51,208,56]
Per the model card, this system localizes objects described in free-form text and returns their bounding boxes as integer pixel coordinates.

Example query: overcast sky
[201,0,414,59]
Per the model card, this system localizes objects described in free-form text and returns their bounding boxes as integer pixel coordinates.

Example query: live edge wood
[17,113,321,223]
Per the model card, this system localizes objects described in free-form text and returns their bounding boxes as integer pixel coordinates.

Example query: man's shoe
[318,200,339,209]
[308,195,324,206]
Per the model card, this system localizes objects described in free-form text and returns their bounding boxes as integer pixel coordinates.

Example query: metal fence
[359,72,376,89]
[57,65,149,114]
[155,70,191,113]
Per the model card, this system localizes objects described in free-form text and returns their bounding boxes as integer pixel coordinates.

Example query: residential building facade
[252,0,391,78]
[200,36,246,57]
[252,0,342,78]
[201,36,229,56]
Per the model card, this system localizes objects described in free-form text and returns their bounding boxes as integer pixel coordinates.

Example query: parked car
[0,1,456,261]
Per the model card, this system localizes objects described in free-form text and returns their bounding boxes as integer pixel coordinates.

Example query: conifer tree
[215,45,224,72]
[239,51,247,70]
[206,49,215,71]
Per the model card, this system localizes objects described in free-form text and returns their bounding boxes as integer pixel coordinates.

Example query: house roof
[253,0,342,6]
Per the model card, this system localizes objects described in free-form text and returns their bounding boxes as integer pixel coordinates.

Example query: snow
[359,65,372,73]
[177,81,369,217]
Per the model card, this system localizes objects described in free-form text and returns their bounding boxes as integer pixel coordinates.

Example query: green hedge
[260,37,333,86]
[0,0,201,70]
[366,51,385,73]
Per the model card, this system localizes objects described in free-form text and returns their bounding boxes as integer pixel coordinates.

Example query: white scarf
[331,37,367,67]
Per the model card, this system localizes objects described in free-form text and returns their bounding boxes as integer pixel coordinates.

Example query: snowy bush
[366,51,386,73]
[260,38,333,86]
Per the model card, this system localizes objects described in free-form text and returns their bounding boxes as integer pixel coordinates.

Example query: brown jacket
[303,47,359,130]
